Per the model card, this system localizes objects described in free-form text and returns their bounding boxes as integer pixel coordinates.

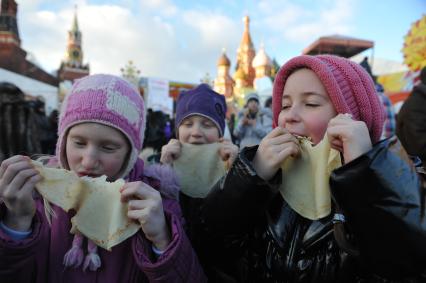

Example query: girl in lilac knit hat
[160,83,239,281]
[160,83,238,166]
[199,55,426,282]
[0,74,206,282]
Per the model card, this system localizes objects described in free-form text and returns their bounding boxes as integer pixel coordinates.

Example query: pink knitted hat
[56,74,145,178]
[272,55,385,143]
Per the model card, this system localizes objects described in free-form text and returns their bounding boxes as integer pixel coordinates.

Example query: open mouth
[189,141,206,145]
[292,134,313,143]
[78,172,101,178]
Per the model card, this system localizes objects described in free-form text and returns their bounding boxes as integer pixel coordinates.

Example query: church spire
[240,16,254,48]
[71,5,79,32]
[214,48,234,99]
[235,15,256,88]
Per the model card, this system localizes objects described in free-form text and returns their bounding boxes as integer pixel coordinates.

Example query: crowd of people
[0,83,58,162]
[0,55,425,282]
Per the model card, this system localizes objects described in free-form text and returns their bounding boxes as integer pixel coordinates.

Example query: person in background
[31,98,52,154]
[397,66,426,164]
[358,58,396,140]
[46,109,59,155]
[0,82,42,161]
[374,81,396,139]
[234,92,272,149]
[264,96,272,109]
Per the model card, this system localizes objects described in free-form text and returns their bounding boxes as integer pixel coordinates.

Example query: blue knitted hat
[175,84,227,136]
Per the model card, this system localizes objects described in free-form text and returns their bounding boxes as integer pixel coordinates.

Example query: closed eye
[203,122,215,128]
[74,141,85,147]
[182,121,193,127]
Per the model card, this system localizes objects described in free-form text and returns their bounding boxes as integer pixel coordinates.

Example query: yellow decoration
[402,15,426,71]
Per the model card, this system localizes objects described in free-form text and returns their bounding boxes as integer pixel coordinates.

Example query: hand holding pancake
[218,138,239,168]
[0,155,42,231]
[327,113,372,163]
[160,139,182,165]
[120,181,171,251]
[253,127,301,181]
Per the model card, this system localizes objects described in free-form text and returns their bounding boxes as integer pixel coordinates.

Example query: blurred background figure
[396,66,426,164]
[374,81,396,140]
[359,59,396,140]
[0,82,42,162]
[141,109,174,164]
[144,109,168,152]
[234,92,272,148]
[46,109,59,155]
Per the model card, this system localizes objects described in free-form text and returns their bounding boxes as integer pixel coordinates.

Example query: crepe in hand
[172,143,227,198]
[33,161,139,250]
[279,135,342,220]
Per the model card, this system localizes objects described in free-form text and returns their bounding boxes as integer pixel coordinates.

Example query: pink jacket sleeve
[0,201,49,282]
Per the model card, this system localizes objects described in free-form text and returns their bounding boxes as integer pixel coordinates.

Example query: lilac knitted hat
[56,74,145,178]
[272,55,385,143]
[175,83,227,137]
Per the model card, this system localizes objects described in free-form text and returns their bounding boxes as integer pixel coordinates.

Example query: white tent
[0,68,58,114]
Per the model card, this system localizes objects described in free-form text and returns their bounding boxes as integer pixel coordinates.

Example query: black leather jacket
[200,137,426,282]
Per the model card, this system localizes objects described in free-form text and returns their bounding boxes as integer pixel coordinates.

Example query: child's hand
[253,127,301,181]
[248,119,257,126]
[160,139,182,164]
[0,155,42,231]
[327,113,372,163]
[241,117,249,125]
[120,181,171,251]
[218,138,239,167]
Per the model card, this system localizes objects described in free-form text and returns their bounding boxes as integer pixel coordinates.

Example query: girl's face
[65,122,130,181]
[277,68,337,144]
[178,115,220,144]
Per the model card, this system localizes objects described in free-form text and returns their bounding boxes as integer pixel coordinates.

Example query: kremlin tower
[58,7,89,83]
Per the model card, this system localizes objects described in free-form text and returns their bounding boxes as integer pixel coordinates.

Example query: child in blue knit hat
[160,83,239,282]
[161,84,238,166]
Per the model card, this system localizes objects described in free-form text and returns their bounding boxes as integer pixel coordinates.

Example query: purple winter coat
[0,161,207,283]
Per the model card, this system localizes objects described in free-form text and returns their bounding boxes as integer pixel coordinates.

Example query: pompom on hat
[175,83,227,137]
[272,55,385,143]
[56,74,146,179]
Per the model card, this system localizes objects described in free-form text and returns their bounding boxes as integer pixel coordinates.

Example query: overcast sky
[15,0,426,83]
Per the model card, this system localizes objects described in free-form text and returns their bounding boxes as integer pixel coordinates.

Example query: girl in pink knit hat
[0,74,206,282]
[199,55,426,282]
